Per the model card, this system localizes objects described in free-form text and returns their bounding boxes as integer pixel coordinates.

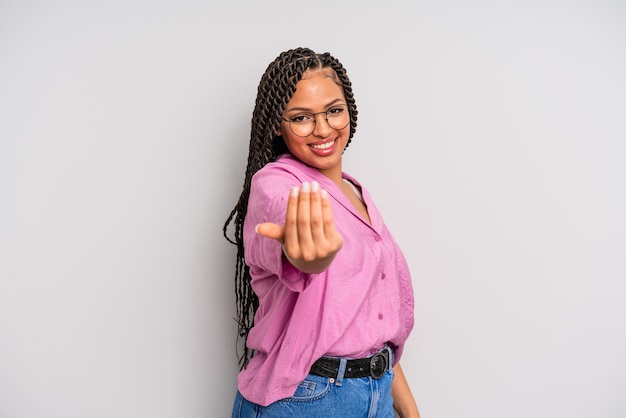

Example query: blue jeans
[231,369,394,417]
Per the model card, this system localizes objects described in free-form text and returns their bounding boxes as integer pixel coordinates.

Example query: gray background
[1,1,625,417]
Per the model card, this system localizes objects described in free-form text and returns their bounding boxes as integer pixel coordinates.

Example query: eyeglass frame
[280,104,351,137]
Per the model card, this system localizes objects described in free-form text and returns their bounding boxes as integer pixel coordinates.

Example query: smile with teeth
[310,139,335,150]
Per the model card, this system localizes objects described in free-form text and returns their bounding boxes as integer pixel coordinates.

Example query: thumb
[255,222,285,243]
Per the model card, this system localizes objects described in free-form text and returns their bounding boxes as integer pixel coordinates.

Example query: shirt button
[374,235,381,242]
[378,313,383,320]
[381,273,386,280]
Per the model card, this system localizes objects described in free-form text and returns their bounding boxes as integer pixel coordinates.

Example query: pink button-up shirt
[238,154,415,406]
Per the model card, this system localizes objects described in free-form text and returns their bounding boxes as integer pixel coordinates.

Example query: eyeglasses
[281,105,350,137]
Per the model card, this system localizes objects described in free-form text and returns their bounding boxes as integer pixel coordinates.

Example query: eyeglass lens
[286,107,350,137]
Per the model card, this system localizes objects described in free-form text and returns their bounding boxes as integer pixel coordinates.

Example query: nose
[312,113,332,137]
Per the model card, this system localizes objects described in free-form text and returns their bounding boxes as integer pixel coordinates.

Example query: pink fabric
[238,154,415,406]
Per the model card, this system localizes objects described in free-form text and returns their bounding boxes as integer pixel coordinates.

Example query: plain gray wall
[1,1,625,417]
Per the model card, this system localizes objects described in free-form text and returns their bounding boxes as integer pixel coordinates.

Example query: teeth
[311,140,334,150]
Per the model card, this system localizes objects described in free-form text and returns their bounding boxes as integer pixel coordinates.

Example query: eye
[327,106,346,116]
[289,114,313,124]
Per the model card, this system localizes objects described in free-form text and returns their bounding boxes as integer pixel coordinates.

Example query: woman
[224,47,420,417]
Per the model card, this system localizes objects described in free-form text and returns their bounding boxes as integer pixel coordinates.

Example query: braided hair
[223,47,358,369]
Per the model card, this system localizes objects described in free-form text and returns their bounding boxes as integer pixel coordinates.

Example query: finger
[282,186,300,254]
[255,222,285,243]
[296,182,313,248]
[321,188,342,245]
[309,181,325,242]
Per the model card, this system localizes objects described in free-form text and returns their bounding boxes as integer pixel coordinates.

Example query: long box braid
[223,47,358,369]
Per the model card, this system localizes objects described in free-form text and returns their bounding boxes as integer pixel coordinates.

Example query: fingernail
[321,189,328,199]
[255,224,260,234]
[301,182,310,192]
[311,181,319,192]
[291,187,299,198]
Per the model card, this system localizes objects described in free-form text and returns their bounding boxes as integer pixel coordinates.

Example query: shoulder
[248,155,303,206]
[246,155,309,224]
[252,154,317,190]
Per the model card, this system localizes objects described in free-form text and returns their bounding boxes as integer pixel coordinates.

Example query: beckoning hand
[255,181,343,274]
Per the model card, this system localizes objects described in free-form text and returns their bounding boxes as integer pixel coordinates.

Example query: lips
[309,139,336,154]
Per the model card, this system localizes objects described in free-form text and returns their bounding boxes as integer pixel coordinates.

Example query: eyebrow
[285,98,346,113]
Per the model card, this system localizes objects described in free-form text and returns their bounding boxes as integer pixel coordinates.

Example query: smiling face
[278,69,351,183]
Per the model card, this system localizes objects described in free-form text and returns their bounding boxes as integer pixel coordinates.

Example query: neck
[317,164,343,187]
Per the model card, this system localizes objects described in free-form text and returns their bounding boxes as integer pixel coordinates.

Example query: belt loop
[385,345,393,372]
[334,358,347,386]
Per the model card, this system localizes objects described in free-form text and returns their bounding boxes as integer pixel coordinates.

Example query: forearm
[392,363,420,418]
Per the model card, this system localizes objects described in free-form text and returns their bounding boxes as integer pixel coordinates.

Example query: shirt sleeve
[243,167,310,293]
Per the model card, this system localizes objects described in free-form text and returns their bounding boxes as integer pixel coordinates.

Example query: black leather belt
[309,348,390,379]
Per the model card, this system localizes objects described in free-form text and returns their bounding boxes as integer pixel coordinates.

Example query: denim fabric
[231,368,394,418]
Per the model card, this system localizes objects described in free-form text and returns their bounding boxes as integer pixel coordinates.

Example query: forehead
[287,70,346,108]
